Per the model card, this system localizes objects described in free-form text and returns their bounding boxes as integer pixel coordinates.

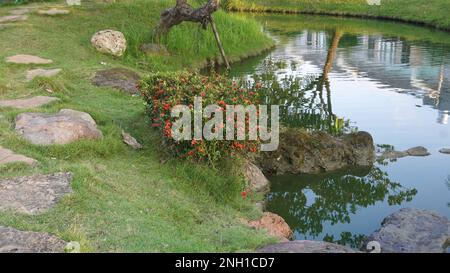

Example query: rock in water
[257,240,360,253]
[5,54,52,64]
[15,109,103,145]
[258,129,375,175]
[0,96,59,109]
[378,150,408,160]
[0,146,37,166]
[122,131,142,150]
[91,30,127,57]
[26,68,61,81]
[244,161,269,193]
[362,208,450,253]
[248,212,293,241]
[439,148,450,154]
[405,146,430,157]
[0,226,66,253]
[92,68,141,94]
[0,173,72,215]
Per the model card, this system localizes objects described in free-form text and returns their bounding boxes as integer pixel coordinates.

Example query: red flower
[241,191,247,198]
[163,103,171,111]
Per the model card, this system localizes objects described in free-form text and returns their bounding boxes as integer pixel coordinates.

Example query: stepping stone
[37,9,71,16]
[439,148,450,154]
[122,131,142,150]
[66,0,81,6]
[0,172,72,215]
[0,146,37,166]
[406,146,430,157]
[15,109,103,145]
[6,54,53,65]
[9,9,31,15]
[0,226,66,253]
[26,68,62,81]
[0,96,60,109]
[0,15,28,23]
[92,68,141,95]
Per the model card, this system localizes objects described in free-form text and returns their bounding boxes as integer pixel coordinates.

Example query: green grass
[224,0,450,31]
[0,0,276,252]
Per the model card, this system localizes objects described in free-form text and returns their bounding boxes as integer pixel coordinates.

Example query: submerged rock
[378,150,408,160]
[91,30,127,57]
[362,208,450,253]
[405,146,430,157]
[92,68,141,94]
[244,161,269,193]
[248,212,293,241]
[257,240,359,253]
[0,226,66,253]
[257,129,375,175]
[15,109,103,145]
[439,148,450,154]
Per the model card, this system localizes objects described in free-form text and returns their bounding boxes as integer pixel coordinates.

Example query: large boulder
[248,212,293,241]
[257,129,375,175]
[92,68,141,94]
[362,208,450,253]
[244,161,269,193]
[0,173,73,215]
[15,109,103,145]
[257,240,359,253]
[91,30,127,57]
[0,226,66,253]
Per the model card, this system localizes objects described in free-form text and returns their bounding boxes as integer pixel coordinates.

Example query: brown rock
[92,68,141,94]
[26,68,61,81]
[405,146,430,157]
[244,161,269,193]
[5,54,53,64]
[0,96,59,109]
[248,212,293,241]
[0,226,66,253]
[122,131,142,150]
[0,146,37,166]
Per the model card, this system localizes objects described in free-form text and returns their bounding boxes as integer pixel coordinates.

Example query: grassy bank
[224,0,450,31]
[0,0,276,252]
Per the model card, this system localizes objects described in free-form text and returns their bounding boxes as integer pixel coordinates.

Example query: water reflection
[267,165,417,247]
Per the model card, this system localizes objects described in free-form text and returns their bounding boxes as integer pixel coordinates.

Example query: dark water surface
[228,14,450,247]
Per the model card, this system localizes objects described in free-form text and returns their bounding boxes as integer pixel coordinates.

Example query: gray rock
[0,226,66,253]
[406,146,430,157]
[255,201,266,212]
[6,54,53,64]
[0,146,37,166]
[0,173,72,215]
[37,9,70,16]
[362,208,450,253]
[439,148,450,154]
[244,161,269,193]
[91,30,127,57]
[122,131,142,150]
[0,15,28,23]
[92,68,141,94]
[378,150,408,160]
[15,109,103,145]
[26,68,62,81]
[0,96,59,109]
[257,240,360,253]
[258,129,375,175]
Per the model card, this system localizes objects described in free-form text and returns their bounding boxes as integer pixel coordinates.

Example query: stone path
[26,68,62,81]
[92,68,141,94]
[6,54,53,64]
[0,226,66,253]
[0,15,28,24]
[0,172,72,215]
[15,109,103,145]
[8,9,31,16]
[37,9,70,16]
[0,96,60,109]
[0,146,37,166]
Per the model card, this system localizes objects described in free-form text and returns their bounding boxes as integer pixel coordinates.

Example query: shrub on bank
[141,72,262,164]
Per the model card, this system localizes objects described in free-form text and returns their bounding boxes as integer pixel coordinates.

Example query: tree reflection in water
[266,165,417,248]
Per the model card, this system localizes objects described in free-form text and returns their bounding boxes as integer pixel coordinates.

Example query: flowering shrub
[141,72,262,164]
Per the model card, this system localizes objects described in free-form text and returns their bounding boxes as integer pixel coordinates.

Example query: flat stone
[0,96,59,109]
[248,212,293,241]
[0,172,72,215]
[122,131,142,150]
[92,68,141,94]
[15,109,103,145]
[26,68,61,81]
[9,9,31,15]
[257,240,360,253]
[6,54,53,65]
[66,0,81,6]
[0,15,28,23]
[37,9,71,16]
[378,150,408,160]
[0,146,37,166]
[0,226,66,253]
[406,146,430,157]
[244,161,269,193]
[439,148,450,154]
[362,208,450,253]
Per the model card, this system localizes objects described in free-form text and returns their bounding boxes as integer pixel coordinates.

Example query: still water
[229,14,450,247]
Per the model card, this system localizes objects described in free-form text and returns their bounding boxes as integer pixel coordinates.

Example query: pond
[226,14,450,248]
